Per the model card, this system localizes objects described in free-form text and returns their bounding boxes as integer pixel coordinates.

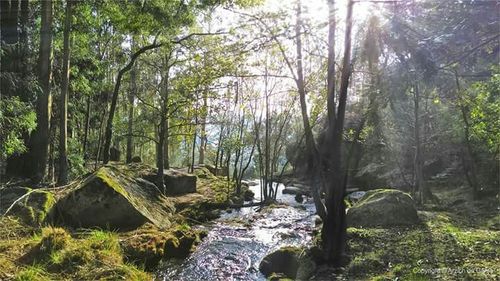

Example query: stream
[158,181,317,281]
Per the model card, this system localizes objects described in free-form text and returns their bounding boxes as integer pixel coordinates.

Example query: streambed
[158,181,317,281]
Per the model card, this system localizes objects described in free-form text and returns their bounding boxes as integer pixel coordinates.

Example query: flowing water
[158,181,317,281]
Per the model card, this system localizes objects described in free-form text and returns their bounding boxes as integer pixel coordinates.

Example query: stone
[192,166,216,179]
[294,194,304,203]
[204,164,228,177]
[141,168,197,195]
[164,169,197,195]
[121,224,202,269]
[346,189,420,227]
[109,147,121,161]
[247,180,259,186]
[259,246,315,280]
[282,186,309,196]
[243,189,255,201]
[53,165,175,230]
[0,187,55,225]
[130,156,142,163]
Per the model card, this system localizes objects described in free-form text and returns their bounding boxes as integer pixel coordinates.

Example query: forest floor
[1,171,498,281]
[313,185,499,281]
[0,167,245,281]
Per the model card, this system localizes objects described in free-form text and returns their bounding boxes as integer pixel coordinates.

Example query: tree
[31,0,53,183]
[58,0,73,185]
[103,41,162,164]
[321,0,354,265]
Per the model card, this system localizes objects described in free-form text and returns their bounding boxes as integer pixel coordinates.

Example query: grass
[0,163,240,280]
[337,194,500,281]
[0,219,154,280]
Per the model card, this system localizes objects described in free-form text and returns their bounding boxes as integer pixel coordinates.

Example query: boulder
[54,165,175,230]
[130,156,142,163]
[243,189,255,201]
[0,187,55,225]
[164,170,197,195]
[259,246,315,280]
[247,180,259,186]
[121,223,204,269]
[141,169,197,195]
[295,194,304,203]
[109,147,121,161]
[192,166,216,179]
[282,185,309,196]
[346,189,420,227]
[204,164,228,177]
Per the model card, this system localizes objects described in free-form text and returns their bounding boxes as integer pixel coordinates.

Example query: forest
[0,0,498,280]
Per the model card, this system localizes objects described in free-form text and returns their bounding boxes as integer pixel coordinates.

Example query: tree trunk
[454,72,479,200]
[20,0,29,74]
[126,40,137,163]
[327,0,336,126]
[214,124,224,174]
[413,82,424,203]
[58,0,72,185]
[0,0,19,45]
[32,0,53,183]
[295,0,326,219]
[321,0,353,265]
[82,95,91,160]
[157,57,171,192]
[164,112,170,169]
[199,90,208,165]
[190,114,198,173]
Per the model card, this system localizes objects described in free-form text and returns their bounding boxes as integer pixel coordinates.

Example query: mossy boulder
[53,165,175,230]
[0,187,55,225]
[130,156,142,163]
[259,246,315,280]
[282,185,310,196]
[346,189,420,227]
[192,166,217,179]
[142,168,197,195]
[121,223,203,269]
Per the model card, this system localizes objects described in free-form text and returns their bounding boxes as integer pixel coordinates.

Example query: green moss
[356,188,413,208]
[121,223,204,269]
[5,189,57,226]
[38,227,71,254]
[343,210,500,280]
[95,168,130,199]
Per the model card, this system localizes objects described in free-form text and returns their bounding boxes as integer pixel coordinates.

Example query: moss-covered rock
[0,187,55,226]
[141,168,197,195]
[347,189,420,227]
[259,246,316,280]
[121,223,203,269]
[53,165,175,230]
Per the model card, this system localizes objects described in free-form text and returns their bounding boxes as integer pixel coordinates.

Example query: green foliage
[464,69,500,153]
[0,97,36,158]
[68,138,87,178]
